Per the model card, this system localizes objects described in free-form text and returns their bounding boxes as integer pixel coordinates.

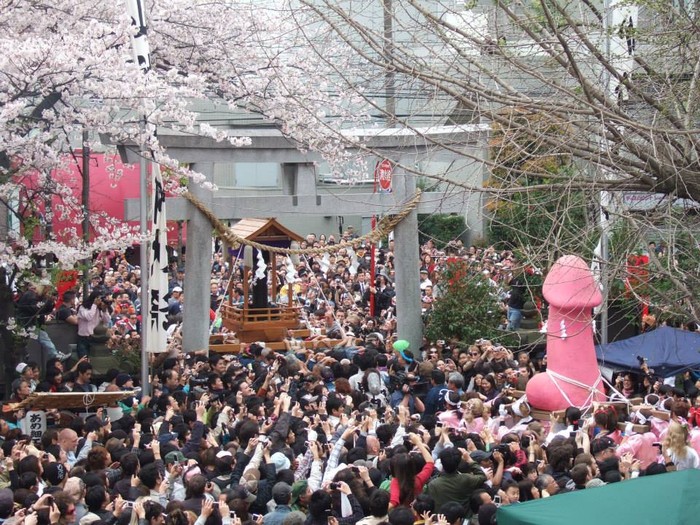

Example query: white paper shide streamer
[285,256,298,283]
[347,247,359,276]
[320,253,331,275]
[253,249,267,284]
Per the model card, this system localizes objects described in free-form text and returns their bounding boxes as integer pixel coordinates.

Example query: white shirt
[669,446,700,470]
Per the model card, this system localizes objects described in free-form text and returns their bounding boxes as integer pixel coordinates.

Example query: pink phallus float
[525,255,607,411]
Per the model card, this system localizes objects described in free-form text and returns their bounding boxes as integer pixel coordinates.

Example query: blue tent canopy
[595,326,700,378]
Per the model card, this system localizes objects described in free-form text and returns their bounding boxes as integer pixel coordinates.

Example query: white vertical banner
[125,0,150,71]
[147,163,170,352]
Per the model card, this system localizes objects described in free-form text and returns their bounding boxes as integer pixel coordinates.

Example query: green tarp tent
[497,470,700,525]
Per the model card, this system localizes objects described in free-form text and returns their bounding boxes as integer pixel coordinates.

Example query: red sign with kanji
[375,159,393,193]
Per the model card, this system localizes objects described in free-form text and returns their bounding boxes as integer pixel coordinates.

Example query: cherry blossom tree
[0,0,370,377]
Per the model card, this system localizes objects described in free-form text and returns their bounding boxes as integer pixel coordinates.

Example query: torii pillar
[183,163,214,353]
[393,166,422,354]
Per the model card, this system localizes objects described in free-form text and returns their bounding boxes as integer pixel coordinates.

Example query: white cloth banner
[125,0,151,70]
[147,163,170,353]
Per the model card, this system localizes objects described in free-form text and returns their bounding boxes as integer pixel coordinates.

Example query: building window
[213,163,280,188]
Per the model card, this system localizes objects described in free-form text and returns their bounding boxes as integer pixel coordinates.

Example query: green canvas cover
[497,470,700,525]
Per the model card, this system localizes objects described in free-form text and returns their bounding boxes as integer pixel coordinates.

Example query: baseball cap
[230,485,257,503]
[158,432,179,444]
[116,373,133,388]
[44,462,67,486]
[585,478,607,489]
[470,450,491,463]
[290,480,308,504]
[590,436,617,455]
[172,286,183,293]
[270,452,291,473]
[367,332,384,344]
[15,363,28,375]
[164,451,186,465]
[272,482,292,501]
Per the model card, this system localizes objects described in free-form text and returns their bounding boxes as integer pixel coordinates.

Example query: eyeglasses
[469,353,480,356]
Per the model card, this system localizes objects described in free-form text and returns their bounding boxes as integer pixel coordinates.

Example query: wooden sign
[7,391,133,412]
[20,411,46,444]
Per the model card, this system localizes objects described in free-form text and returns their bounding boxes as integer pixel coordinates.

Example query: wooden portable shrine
[6,391,133,412]
[220,218,304,343]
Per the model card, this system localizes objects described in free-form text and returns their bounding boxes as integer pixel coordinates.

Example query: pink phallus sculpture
[525,255,607,411]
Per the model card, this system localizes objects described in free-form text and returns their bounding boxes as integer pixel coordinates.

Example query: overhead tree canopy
[0,0,366,269]
[298,0,700,321]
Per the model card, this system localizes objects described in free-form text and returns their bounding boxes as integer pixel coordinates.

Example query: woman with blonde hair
[460,397,485,434]
[662,421,700,471]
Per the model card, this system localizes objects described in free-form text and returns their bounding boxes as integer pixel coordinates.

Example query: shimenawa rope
[181,189,423,256]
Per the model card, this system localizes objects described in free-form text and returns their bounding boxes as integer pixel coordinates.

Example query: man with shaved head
[59,428,96,467]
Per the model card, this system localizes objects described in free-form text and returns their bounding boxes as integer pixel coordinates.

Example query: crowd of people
[3,232,700,525]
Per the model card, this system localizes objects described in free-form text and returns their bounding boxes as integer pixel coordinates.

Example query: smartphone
[252,514,263,520]
[124,501,135,508]
[493,495,501,505]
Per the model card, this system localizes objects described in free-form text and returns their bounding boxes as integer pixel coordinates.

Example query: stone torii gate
[116,124,489,354]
